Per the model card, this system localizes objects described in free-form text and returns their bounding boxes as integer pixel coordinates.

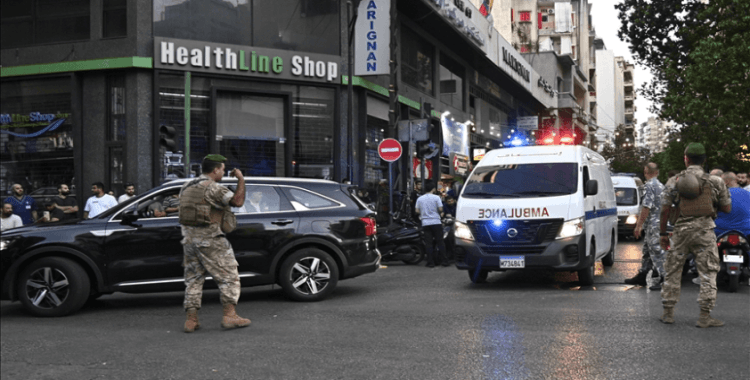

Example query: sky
[590,1,656,127]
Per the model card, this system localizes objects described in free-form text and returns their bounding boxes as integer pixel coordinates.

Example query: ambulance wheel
[468,269,489,284]
[578,241,595,285]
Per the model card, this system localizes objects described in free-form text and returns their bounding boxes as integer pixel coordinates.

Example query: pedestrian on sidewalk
[415,181,448,268]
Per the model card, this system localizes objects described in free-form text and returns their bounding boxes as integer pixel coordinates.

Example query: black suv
[0,177,379,317]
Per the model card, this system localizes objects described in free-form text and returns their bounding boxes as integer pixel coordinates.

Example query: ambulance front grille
[468,219,564,245]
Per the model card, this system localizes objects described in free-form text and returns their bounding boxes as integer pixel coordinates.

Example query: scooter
[716,230,750,292]
[377,217,425,265]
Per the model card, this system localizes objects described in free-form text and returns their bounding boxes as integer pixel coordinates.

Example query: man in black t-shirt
[40,198,66,223]
[53,183,78,220]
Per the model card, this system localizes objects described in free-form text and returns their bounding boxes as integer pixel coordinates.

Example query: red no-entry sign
[378,138,402,162]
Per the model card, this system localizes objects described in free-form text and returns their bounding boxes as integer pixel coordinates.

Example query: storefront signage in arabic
[502,47,530,82]
[155,38,340,83]
[538,77,555,97]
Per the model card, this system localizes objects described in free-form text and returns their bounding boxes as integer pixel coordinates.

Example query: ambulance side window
[582,166,590,198]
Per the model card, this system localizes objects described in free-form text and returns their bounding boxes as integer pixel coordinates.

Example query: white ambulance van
[611,175,642,239]
[454,145,617,285]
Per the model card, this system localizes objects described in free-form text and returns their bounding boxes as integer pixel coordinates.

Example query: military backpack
[672,171,716,221]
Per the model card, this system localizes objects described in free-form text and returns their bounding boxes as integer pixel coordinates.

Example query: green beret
[203,154,227,163]
[684,143,705,155]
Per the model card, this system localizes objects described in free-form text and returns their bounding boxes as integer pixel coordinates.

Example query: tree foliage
[616,0,750,171]
[600,124,651,179]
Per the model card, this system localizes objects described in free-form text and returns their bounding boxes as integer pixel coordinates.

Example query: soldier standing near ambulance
[658,143,732,327]
[178,154,251,333]
[630,163,666,290]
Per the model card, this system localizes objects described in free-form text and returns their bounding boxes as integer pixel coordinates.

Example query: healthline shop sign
[155,37,340,83]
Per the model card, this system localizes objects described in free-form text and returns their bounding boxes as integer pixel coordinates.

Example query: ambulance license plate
[500,256,525,268]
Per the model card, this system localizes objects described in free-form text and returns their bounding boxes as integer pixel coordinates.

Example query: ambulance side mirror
[585,180,598,196]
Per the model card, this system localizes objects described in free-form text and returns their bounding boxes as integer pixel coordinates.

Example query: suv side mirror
[585,180,598,196]
[121,210,139,225]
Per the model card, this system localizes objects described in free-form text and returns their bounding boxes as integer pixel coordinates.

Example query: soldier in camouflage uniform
[658,143,732,328]
[179,154,250,333]
[629,163,666,290]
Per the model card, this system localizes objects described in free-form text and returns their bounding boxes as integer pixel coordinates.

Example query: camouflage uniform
[660,165,732,312]
[180,175,240,310]
[640,177,666,276]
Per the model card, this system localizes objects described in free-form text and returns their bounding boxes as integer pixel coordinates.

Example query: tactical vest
[179,180,212,226]
[677,172,716,219]
[178,179,237,233]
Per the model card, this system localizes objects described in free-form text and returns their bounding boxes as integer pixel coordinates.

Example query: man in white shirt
[415,181,448,268]
[246,190,264,213]
[84,182,118,219]
[1,202,23,231]
[118,183,136,203]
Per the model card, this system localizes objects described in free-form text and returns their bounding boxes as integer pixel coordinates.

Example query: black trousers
[423,224,447,266]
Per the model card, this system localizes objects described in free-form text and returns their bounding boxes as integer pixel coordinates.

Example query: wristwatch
[659,232,669,237]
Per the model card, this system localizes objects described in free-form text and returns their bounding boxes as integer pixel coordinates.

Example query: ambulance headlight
[455,221,474,241]
[625,215,638,224]
[557,217,584,239]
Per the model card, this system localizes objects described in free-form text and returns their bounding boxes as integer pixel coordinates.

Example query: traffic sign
[378,138,402,162]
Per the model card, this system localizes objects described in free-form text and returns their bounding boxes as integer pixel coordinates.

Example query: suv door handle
[271,219,294,226]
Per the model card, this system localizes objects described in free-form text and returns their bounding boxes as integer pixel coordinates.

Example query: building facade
[1,0,552,216]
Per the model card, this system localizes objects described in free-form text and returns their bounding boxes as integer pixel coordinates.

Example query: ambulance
[454,145,617,285]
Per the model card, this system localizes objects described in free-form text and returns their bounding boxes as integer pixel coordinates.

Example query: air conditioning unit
[547,9,554,14]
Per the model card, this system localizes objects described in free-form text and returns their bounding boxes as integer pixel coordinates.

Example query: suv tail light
[360,217,377,236]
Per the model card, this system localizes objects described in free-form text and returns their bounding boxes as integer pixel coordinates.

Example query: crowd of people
[1,181,140,231]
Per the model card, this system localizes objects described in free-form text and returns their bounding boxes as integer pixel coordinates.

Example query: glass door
[215,91,290,177]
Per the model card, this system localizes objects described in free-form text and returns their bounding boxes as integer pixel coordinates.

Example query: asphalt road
[2,239,748,380]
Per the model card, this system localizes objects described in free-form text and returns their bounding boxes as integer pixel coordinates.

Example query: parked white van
[611,175,642,240]
[454,145,617,285]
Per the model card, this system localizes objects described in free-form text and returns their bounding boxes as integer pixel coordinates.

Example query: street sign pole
[389,161,393,223]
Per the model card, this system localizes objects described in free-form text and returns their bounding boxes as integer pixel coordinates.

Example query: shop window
[158,75,211,181]
[103,0,127,38]
[401,27,434,96]
[108,76,126,142]
[439,53,464,110]
[0,0,90,48]
[0,77,74,199]
[364,116,386,186]
[153,0,339,55]
[292,87,335,180]
[106,75,126,195]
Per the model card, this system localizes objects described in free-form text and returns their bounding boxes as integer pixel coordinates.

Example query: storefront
[0,77,74,196]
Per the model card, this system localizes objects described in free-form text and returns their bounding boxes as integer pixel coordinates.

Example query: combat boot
[221,304,251,329]
[184,308,200,333]
[624,271,648,286]
[696,311,724,328]
[660,307,674,324]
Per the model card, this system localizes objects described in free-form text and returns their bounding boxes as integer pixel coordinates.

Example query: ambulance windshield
[462,163,578,198]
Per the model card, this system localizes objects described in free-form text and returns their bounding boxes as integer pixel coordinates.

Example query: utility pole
[388,0,399,222]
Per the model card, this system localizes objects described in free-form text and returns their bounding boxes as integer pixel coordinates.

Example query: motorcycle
[376,217,424,265]
[716,230,750,292]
